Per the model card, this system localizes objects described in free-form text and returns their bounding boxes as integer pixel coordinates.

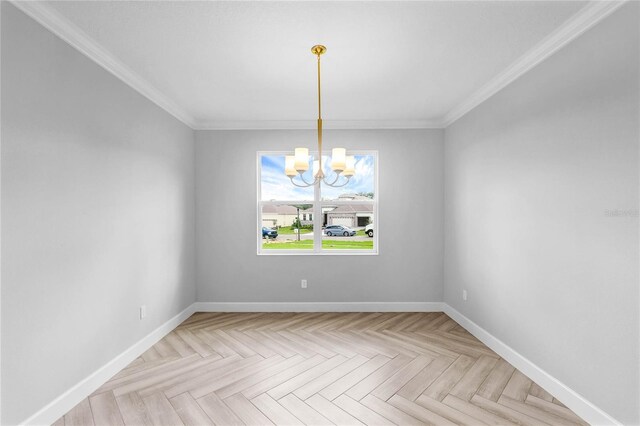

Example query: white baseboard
[193,301,445,312]
[21,303,197,426]
[442,304,621,426]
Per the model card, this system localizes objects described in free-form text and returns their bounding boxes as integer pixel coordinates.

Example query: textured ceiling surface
[45,1,587,125]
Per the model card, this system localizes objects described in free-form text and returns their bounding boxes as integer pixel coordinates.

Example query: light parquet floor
[56,312,588,425]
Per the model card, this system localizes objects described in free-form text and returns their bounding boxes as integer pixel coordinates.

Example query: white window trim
[257,150,379,255]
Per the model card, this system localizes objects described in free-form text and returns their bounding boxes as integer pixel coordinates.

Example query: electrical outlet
[462,290,467,301]
[301,279,307,289]
[140,305,147,319]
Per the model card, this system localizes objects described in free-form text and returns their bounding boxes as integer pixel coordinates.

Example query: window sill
[257,250,379,256]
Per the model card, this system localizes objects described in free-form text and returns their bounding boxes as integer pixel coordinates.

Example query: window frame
[257,150,379,256]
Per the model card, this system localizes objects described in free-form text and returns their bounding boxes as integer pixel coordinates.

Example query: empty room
[1,0,638,425]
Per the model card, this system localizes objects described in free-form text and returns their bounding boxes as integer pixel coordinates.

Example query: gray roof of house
[329,204,373,213]
[262,205,301,214]
[337,193,373,200]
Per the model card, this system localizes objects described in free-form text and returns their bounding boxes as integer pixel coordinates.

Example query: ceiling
[23,1,605,128]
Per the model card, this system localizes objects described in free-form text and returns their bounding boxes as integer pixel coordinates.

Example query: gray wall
[1,4,196,425]
[443,3,639,424]
[196,129,444,304]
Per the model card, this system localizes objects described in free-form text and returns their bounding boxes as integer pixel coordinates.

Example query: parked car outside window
[365,223,374,237]
[324,225,356,237]
[262,227,278,239]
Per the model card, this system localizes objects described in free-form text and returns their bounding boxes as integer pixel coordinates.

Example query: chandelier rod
[314,46,324,179]
[286,45,353,188]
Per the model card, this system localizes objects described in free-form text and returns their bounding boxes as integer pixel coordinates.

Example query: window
[258,151,377,255]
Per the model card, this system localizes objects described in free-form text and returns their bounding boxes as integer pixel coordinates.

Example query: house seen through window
[258,152,377,254]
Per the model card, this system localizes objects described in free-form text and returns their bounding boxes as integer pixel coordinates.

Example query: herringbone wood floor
[56,312,588,425]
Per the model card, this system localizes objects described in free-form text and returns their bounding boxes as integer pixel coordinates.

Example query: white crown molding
[9,0,443,132]
[11,0,626,131]
[194,119,445,130]
[442,0,629,128]
[10,0,198,129]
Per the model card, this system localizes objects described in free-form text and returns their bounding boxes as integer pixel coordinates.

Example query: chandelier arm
[325,169,349,186]
[322,174,352,188]
[323,171,341,186]
[289,176,314,188]
[300,171,320,186]
[290,171,322,187]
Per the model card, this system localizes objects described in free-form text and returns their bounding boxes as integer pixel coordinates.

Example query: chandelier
[285,45,355,188]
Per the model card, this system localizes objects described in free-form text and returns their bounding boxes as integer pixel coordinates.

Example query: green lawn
[263,240,373,250]
[322,240,373,249]
[275,227,313,235]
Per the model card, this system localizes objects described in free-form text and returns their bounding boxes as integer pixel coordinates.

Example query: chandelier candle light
[285,45,356,187]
